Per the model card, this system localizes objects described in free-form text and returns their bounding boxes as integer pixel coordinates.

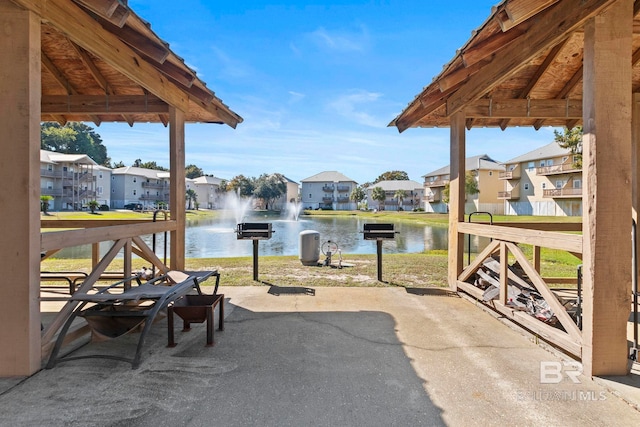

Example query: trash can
[299,230,320,266]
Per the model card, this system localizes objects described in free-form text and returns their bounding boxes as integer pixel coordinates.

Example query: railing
[142,182,168,189]
[337,186,350,192]
[497,190,519,200]
[322,196,334,202]
[337,197,350,203]
[424,179,448,187]
[425,193,440,202]
[543,188,582,198]
[322,185,335,192]
[41,188,63,196]
[537,163,581,175]
[499,169,520,180]
[140,194,170,201]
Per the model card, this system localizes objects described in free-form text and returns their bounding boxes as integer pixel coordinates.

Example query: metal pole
[377,239,383,282]
[253,239,259,281]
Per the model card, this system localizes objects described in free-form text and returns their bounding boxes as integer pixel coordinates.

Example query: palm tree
[186,189,197,210]
[393,189,407,211]
[40,195,53,215]
[87,200,100,214]
[372,186,386,210]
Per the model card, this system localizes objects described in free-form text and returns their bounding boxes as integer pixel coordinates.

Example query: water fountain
[220,191,254,224]
[284,200,302,221]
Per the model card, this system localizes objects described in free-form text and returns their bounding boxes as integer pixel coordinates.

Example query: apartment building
[93,165,112,208]
[301,171,358,210]
[189,175,224,209]
[423,154,505,214]
[500,142,581,216]
[366,180,423,211]
[40,150,97,211]
[272,176,300,211]
[111,166,170,210]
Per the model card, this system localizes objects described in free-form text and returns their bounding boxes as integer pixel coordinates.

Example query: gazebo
[391,0,636,377]
[1,0,241,376]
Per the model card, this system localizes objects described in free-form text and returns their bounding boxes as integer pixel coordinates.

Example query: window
[133,190,137,196]
[47,164,53,171]
[562,156,568,163]
[546,159,553,166]
[527,162,535,171]
[112,188,115,194]
[112,176,115,180]
[133,177,137,183]
[542,183,546,189]
[556,180,563,189]
[309,194,311,198]
[97,186,103,195]
[539,161,545,167]
[46,181,53,190]
[489,171,493,176]
[99,172,103,179]
[524,183,529,190]
[573,180,582,189]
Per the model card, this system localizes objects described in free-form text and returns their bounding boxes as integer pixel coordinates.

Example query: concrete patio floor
[1,285,640,426]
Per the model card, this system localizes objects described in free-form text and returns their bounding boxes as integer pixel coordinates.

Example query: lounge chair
[46,270,218,369]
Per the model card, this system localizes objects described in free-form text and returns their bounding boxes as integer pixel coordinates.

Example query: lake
[53,212,486,259]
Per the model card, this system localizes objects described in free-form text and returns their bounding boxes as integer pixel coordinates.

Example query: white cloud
[328,90,384,128]
[308,25,369,52]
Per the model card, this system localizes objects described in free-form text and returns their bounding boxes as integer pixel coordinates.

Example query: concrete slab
[1,286,639,426]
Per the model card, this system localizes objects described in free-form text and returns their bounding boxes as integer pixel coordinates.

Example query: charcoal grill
[362,223,398,282]
[237,222,274,281]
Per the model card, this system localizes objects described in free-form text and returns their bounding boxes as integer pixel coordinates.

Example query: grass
[41,209,583,289]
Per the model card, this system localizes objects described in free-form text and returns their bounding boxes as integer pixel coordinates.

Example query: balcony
[142,181,168,189]
[337,196,350,203]
[41,188,63,197]
[322,196,334,203]
[322,185,335,192]
[543,188,582,198]
[498,190,520,200]
[425,193,441,203]
[424,178,448,188]
[139,194,170,201]
[337,185,350,192]
[499,168,520,180]
[536,163,581,176]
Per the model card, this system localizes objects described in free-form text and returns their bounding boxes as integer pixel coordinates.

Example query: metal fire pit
[363,223,399,282]
[236,222,274,281]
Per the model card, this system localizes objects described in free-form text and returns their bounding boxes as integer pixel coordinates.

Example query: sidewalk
[1,286,639,426]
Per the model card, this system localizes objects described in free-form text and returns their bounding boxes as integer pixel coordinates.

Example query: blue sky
[95,0,558,184]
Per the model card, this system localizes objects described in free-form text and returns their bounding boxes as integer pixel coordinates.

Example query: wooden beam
[41,220,178,251]
[14,0,190,111]
[447,0,617,116]
[448,112,466,290]
[0,0,41,376]
[457,222,583,253]
[582,0,633,376]
[73,0,129,27]
[462,23,530,68]
[458,239,501,282]
[496,0,561,31]
[42,95,169,114]
[169,106,186,270]
[533,64,584,128]
[463,98,582,119]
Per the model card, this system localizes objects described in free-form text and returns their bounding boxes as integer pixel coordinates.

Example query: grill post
[362,223,398,283]
[236,223,274,282]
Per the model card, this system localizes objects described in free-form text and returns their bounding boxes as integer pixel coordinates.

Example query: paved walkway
[1,286,640,426]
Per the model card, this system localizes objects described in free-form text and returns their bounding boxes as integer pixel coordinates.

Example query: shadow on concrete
[405,287,459,297]
[1,301,445,426]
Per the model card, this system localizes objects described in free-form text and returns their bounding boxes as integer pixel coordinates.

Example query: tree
[442,171,480,204]
[87,200,100,214]
[554,126,583,168]
[227,175,255,197]
[111,160,126,168]
[186,189,197,210]
[185,164,204,179]
[217,179,228,194]
[374,171,409,183]
[41,122,109,165]
[136,160,168,171]
[40,195,53,214]
[393,189,407,211]
[253,173,287,210]
[371,186,386,210]
[350,186,366,209]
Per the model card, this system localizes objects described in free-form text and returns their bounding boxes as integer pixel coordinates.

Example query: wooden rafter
[446,0,616,116]
[495,0,561,31]
[41,51,102,125]
[499,37,569,129]
[42,95,169,114]
[533,64,583,129]
[73,0,130,27]
[463,98,582,119]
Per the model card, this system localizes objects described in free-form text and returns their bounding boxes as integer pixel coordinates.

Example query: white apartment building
[272,176,300,211]
[366,180,424,211]
[93,165,112,208]
[500,142,581,216]
[189,175,224,209]
[423,154,505,214]
[111,166,170,210]
[40,150,97,211]
[301,171,358,210]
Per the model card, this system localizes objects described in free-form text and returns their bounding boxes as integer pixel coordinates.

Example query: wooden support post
[0,1,41,376]
[169,106,186,270]
[448,112,466,290]
[499,242,508,305]
[533,246,541,273]
[582,0,633,376]
[633,93,640,306]
[124,238,132,289]
[92,242,100,268]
